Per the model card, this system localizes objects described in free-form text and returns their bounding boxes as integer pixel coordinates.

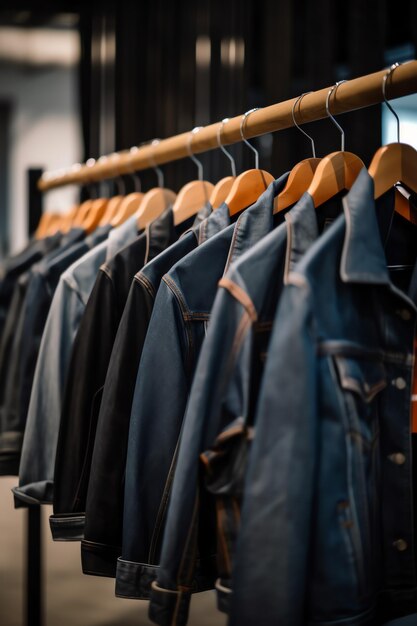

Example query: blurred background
[1,1,417,625]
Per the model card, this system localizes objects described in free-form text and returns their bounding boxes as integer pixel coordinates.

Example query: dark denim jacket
[50,208,195,540]
[231,169,417,626]
[81,204,229,578]
[148,191,342,626]
[0,228,100,477]
[115,174,290,601]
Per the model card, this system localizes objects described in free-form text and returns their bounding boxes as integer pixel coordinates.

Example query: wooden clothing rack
[38,61,417,191]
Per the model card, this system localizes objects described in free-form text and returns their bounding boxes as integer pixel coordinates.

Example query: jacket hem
[49,513,85,541]
[81,539,121,577]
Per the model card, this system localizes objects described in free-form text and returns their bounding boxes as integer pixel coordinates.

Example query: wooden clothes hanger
[224,109,275,216]
[173,127,214,226]
[82,198,108,233]
[306,82,364,209]
[209,118,237,209]
[35,212,60,239]
[368,63,417,221]
[274,93,321,214]
[134,140,177,229]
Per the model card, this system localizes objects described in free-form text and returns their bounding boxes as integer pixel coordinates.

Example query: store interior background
[0,1,417,625]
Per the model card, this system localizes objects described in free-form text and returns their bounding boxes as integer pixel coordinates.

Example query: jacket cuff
[81,539,121,577]
[115,558,159,599]
[49,513,85,541]
[215,577,232,614]
[148,581,191,626]
[12,481,54,508]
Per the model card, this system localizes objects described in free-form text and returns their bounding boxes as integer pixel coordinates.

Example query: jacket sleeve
[149,274,255,626]
[116,278,191,599]
[13,276,85,507]
[229,280,318,626]
[50,269,118,540]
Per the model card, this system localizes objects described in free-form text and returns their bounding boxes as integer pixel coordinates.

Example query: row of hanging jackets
[1,146,417,626]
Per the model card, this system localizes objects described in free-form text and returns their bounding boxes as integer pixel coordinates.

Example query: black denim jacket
[50,208,196,540]
[81,204,230,577]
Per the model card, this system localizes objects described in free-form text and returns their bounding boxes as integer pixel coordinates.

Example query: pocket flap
[333,355,387,403]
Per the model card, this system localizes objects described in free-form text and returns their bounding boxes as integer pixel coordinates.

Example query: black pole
[26,166,44,626]
[26,506,43,626]
[27,168,43,237]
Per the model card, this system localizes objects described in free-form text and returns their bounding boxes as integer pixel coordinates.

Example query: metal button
[393,377,407,390]
[388,452,406,465]
[397,309,412,321]
[393,539,408,552]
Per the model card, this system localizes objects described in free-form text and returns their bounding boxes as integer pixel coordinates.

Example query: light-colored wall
[0,64,82,253]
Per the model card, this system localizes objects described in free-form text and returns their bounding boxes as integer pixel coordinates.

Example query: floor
[0,476,226,626]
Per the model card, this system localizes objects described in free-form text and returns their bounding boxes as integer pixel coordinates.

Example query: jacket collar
[146,206,178,263]
[226,172,289,268]
[283,192,319,283]
[340,167,391,285]
[198,202,231,243]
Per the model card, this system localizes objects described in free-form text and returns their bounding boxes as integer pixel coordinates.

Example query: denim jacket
[115,174,290,601]
[81,204,229,578]
[50,208,196,541]
[230,169,417,626]
[148,191,342,625]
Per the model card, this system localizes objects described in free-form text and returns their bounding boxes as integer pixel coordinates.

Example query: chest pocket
[333,355,387,404]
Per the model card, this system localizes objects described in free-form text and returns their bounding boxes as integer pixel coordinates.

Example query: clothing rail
[38,61,417,192]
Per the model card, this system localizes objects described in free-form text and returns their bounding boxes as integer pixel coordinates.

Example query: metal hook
[187,127,204,181]
[326,80,347,151]
[109,153,126,196]
[217,118,237,177]
[149,139,165,188]
[292,92,317,158]
[382,62,401,143]
[128,147,142,192]
[240,108,261,169]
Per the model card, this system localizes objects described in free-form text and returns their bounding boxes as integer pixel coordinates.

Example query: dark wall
[78,0,417,191]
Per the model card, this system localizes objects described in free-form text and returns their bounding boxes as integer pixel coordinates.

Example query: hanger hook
[240,108,261,169]
[110,153,126,195]
[292,92,317,158]
[326,80,347,151]
[217,118,237,177]
[187,127,204,181]
[128,147,142,192]
[148,139,164,188]
[382,62,401,143]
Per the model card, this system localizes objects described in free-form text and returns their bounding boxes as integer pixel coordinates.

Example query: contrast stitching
[219,277,257,321]
[283,212,293,285]
[149,435,182,564]
[135,273,156,299]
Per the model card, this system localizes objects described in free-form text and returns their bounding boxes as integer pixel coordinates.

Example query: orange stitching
[219,277,257,321]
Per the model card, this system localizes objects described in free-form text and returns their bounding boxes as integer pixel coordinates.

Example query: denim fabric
[105,215,138,261]
[81,204,229,577]
[0,229,105,477]
[11,224,135,507]
[0,232,62,343]
[148,192,342,625]
[50,208,195,541]
[116,174,289,601]
[230,169,417,625]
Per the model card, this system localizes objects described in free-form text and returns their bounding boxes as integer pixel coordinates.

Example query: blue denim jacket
[116,174,290,600]
[148,191,336,625]
[230,168,417,626]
